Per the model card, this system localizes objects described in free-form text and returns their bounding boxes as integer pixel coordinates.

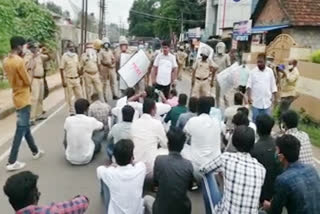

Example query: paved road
[0,75,205,213]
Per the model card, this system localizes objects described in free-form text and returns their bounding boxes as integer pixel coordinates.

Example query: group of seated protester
[4,89,320,214]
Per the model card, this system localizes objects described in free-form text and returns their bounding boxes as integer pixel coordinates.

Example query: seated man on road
[159,88,179,107]
[144,128,194,214]
[224,92,245,128]
[263,135,320,213]
[97,139,146,214]
[64,99,103,165]
[201,126,266,214]
[106,105,135,159]
[4,171,89,214]
[183,96,221,179]
[112,88,142,124]
[88,93,111,145]
[250,114,282,204]
[176,96,198,130]
[164,93,188,129]
[131,98,168,175]
[281,110,314,166]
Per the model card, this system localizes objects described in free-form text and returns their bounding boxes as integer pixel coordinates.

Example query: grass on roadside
[300,123,320,148]
[0,80,10,89]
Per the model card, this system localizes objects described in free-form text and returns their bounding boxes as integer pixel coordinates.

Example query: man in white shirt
[97,139,146,214]
[131,98,168,175]
[247,53,277,123]
[64,99,103,165]
[183,97,221,177]
[152,40,178,98]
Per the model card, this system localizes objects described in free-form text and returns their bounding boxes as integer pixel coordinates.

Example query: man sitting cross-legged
[64,98,104,165]
[97,139,146,214]
[144,128,194,214]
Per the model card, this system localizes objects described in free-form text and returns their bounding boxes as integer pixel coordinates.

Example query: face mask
[217,48,223,54]
[288,65,294,70]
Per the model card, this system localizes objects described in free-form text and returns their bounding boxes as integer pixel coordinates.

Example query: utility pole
[84,0,88,45]
[180,11,184,42]
[80,0,85,53]
[98,0,106,39]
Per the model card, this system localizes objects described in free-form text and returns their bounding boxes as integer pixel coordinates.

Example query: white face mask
[288,65,294,70]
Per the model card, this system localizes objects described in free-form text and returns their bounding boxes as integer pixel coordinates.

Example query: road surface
[0,75,205,213]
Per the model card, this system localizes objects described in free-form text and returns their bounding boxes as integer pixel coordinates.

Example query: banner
[118,50,151,88]
[233,20,252,41]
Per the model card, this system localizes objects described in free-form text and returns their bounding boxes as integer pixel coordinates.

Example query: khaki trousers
[84,72,104,102]
[66,78,83,114]
[192,79,210,98]
[31,78,44,121]
[177,64,184,79]
[100,66,118,100]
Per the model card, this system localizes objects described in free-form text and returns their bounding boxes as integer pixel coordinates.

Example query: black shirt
[251,135,282,202]
[153,152,194,214]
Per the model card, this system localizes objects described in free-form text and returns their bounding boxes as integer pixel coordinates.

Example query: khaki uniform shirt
[4,54,31,109]
[60,53,79,78]
[80,53,99,73]
[176,51,188,65]
[213,54,231,73]
[32,54,49,77]
[193,58,217,79]
[98,49,115,68]
[281,67,300,97]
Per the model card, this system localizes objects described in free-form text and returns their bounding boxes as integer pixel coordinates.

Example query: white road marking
[314,157,320,165]
[0,104,66,163]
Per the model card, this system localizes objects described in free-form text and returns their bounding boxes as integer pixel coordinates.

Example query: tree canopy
[128,0,205,39]
[0,0,57,57]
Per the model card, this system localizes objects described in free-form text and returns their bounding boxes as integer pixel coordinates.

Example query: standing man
[80,43,104,102]
[214,42,231,108]
[3,36,43,171]
[247,53,277,123]
[176,46,188,80]
[26,42,50,125]
[60,43,83,115]
[191,47,217,97]
[279,59,299,115]
[114,36,134,94]
[98,37,118,101]
[152,40,178,98]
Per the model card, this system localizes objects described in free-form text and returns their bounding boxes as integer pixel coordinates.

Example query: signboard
[233,20,252,41]
[119,53,133,90]
[188,27,202,39]
[118,50,150,87]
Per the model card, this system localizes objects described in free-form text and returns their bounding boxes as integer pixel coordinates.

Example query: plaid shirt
[270,162,320,214]
[16,195,89,214]
[286,128,314,166]
[88,100,111,131]
[201,152,266,214]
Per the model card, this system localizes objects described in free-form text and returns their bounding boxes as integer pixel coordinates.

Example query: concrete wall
[283,27,320,52]
[216,0,252,35]
[293,61,320,121]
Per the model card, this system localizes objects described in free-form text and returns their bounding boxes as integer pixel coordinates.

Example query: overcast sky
[39,0,134,28]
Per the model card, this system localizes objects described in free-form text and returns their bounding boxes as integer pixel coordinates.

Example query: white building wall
[216,0,252,36]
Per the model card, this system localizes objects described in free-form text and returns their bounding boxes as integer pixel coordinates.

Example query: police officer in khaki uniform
[214,42,231,108]
[114,36,134,95]
[60,43,83,114]
[98,37,118,100]
[191,47,217,98]
[176,46,188,80]
[80,43,104,102]
[26,43,50,124]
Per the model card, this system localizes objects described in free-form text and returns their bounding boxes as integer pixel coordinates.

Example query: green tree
[128,0,158,37]
[45,1,63,15]
[0,0,57,57]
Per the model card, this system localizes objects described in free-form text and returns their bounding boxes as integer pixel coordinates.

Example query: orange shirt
[3,54,31,109]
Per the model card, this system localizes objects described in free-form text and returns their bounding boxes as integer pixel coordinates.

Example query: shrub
[311,50,320,64]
